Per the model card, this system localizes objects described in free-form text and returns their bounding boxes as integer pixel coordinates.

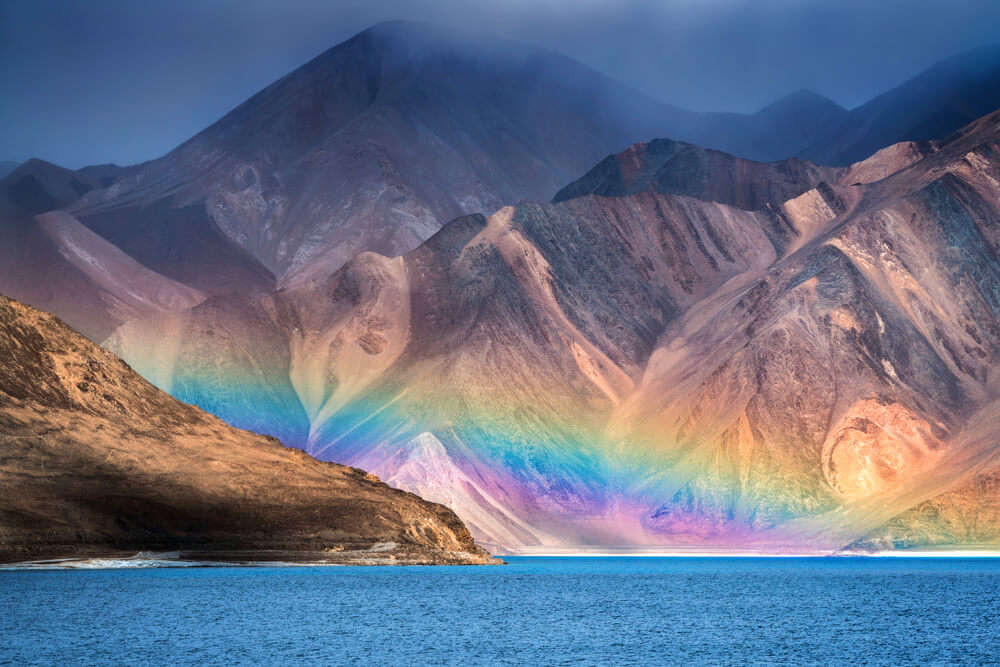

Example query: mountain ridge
[50,21,857,289]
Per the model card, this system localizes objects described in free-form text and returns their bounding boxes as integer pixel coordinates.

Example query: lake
[3,557,999,665]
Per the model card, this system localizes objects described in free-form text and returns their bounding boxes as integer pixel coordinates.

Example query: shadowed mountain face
[0,294,493,564]
[95,110,1000,553]
[553,139,840,211]
[802,45,1000,166]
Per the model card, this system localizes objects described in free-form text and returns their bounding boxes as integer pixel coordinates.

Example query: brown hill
[0,294,493,564]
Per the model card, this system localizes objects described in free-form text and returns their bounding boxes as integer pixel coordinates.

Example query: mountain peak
[554,137,837,211]
[360,19,462,39]
[334,19,521,66]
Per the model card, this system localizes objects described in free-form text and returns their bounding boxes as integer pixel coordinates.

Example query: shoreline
[497,552,1000,558]
[0,547,502,570]
[5,548,1000,569]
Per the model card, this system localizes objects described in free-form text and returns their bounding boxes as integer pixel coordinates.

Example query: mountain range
[103,109,1000,552]
[2,21,1000,553]
[2,25,996,336]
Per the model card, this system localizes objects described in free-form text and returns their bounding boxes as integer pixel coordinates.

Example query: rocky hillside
[0,294,494,564]
[100,109,1000,553]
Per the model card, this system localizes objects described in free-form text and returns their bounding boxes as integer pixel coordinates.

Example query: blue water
[3,557,999,665]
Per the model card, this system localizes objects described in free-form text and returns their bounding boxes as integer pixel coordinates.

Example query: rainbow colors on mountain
[2,22,1000,554]
[94,120,1000,552]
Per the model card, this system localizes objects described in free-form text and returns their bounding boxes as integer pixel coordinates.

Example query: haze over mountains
[801,45,1000,166]
[2,21,1000,553]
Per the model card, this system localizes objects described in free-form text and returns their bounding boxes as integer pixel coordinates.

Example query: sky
[1,0,998,168]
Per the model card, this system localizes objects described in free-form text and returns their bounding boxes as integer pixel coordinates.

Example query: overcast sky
[1,0,998,168]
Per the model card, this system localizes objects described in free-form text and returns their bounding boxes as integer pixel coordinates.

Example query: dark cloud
[1,0,998,167]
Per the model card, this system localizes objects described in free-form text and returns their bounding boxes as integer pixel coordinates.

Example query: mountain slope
[0,161,204,341]
[0,294,493,564]
[67,21,685,284]
[99,110,1000,552]
[802,44,1000,165]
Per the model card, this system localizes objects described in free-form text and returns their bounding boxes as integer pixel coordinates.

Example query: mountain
[740,90,851,160]
[97,108,1000,552]
[3,21,1000,554]
[802,44,1000,165]
[49,21,846,294]
[0,294,493,564]
[683,90,850,164]
[0,158,121,215]
[65,21,677,286]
